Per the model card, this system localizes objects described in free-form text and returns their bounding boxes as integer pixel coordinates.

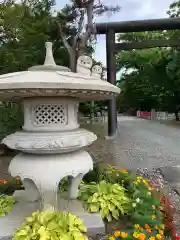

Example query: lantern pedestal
[8,151,93,210]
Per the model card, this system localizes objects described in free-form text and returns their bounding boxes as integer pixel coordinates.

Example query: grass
[80,122,106,138]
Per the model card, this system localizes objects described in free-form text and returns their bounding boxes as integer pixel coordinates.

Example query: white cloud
[56,0,175,66]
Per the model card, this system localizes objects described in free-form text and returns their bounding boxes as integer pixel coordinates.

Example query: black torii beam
[95,17,180,137]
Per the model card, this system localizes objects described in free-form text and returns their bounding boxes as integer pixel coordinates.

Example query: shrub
[103,165,164,226]
[0,102,23,141]
[59,177,68,193]
[79,180,131,222]
[83,163,103,184]
[13,211,88,240]
[0,194,15,216]
[0,177,24,195]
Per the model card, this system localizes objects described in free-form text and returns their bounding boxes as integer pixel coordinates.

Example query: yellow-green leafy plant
[13,211,88,240]
[0,194,15,216]
[79,180,131,222]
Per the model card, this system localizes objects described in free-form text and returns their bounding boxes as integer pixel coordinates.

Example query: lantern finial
[44,42,56,66]
[28,42,70,72]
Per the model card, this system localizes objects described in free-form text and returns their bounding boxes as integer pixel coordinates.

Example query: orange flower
[139,233,145,240]
[145,224,150,229]
[114,231,121,237]
[0,179,8,184]
[121,232,128,238]
[146,228,151,233]
[121,169,128,174]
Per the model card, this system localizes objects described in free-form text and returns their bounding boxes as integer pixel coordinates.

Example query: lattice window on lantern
[32,104,67,125]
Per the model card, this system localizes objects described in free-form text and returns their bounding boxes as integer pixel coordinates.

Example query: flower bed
[80,164,176,239]
[0,164,177,240]
[0,176,24,195]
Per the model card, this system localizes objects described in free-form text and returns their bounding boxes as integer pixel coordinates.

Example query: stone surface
[0,195,40,238]
[8,150,93,210]
[0,191,105,239]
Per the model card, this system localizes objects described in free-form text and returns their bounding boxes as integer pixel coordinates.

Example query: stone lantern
[0,42,120,237]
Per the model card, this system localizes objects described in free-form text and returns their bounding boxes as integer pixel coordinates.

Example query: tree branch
[72,9,85,49]
[58,22,73,56]
[77,1,94,55]
[77,9,85,36]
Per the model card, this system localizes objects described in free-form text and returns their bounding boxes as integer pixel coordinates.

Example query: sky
[56,0,175,67]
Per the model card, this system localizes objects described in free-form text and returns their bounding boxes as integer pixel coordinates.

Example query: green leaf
[112,209,119,220]
[13,211,88,240]
[89,204,99,213]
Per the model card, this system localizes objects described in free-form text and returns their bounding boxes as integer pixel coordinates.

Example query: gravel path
[115,116,180,170]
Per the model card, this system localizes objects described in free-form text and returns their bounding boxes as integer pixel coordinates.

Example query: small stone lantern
[0,42,120,236]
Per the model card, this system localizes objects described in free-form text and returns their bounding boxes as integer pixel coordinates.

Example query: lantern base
[8,150,93,211]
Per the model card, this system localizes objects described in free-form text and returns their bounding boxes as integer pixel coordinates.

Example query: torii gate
[96,17,180,137]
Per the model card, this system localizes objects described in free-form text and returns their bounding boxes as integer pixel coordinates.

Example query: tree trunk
[175,110,179,121]
[69,50,77,73]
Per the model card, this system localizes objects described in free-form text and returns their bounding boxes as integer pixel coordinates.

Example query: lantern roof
[0,42,120,101]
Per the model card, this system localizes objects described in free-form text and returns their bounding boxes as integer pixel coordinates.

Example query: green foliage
[79,101,106,116]
[104,165,164,228]
[79,180,131,222]
[13,211,88,240]
[129,177,163,226]
[116,46,171,113]
[116,2,180,117]
[59,177,68,193]
[0,102,23,140]
[0,0,76,75]
[83,163,103,183]
[0,178,24,195]
[0,194,15,216]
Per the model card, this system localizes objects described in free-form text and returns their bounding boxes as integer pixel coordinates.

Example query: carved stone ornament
[3,129,97,154]
[91,65,103,78]
[77,55,93,75]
